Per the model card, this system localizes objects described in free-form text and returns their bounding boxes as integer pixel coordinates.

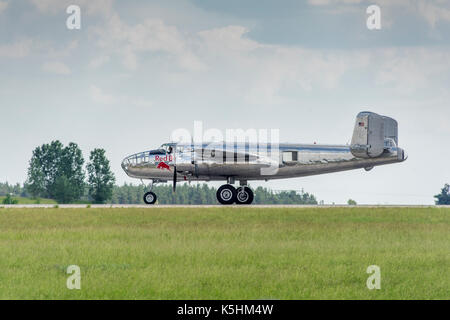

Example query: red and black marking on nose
[157,162,171,171]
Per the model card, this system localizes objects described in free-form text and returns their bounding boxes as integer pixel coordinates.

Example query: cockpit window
[160,143,177,153]
[149,149,165,155]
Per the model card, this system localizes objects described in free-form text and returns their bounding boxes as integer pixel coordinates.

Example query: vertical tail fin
[350,111,398,158]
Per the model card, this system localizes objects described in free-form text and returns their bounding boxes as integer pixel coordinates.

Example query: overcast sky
[1,0,449,204]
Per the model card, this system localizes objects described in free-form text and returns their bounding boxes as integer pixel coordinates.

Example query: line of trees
[25,141,115,204]
[0,182,26,197]
[111,184,318,205]
[4,177,450,205]
[2,181,318,205]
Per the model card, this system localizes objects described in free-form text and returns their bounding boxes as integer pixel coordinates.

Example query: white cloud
[417,1,450,27]
[46,40,79,59]
[198,26,260,53]
[89,18,365,103]
[29,0,66,13]
[374,47,450,93]
[132,98,153,109]
[90,85,117,104]
[0,1,8,14]
[89,12,450,102]
[0,39,33,58]
[88,55,110,68]
[42,61,71,75]
[379,0,450,27]
[92,14,206,71]
[193,26,369,103]
[0,37,77,63]
[90,85,152,108]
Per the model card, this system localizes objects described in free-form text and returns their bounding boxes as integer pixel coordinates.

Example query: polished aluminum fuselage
[121,143,406,182]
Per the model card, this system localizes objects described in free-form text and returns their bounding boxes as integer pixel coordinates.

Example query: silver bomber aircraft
[121,111,407,205]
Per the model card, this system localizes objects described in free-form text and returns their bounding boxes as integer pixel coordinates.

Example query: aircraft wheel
[216,184,236,205]
[236,186,254,205]
[143,191,157,205]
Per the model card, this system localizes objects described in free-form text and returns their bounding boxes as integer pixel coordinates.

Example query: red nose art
[157,162,171,171]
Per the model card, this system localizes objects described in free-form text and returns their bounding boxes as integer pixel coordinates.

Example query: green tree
[434,183,450,205]
[25,141,85,203]
[87,149,116,204]
[58,142,85,202]
[26,140,63,198]
[53,175,78,204]
[2,194,18,205]
[347,199,357,205]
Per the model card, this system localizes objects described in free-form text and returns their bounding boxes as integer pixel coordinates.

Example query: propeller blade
[173,165,177,192]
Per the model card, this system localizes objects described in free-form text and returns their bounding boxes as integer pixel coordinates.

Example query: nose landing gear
[143,191,157,204]
[216,184,254,205]
[142,179,158,205]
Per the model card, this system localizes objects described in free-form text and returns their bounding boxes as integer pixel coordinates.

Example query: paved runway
[0,204,447,208]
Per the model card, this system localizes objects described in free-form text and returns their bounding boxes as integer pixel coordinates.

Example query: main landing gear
[216,184,254,205]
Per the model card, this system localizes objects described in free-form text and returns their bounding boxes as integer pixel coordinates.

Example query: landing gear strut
[216,184,254,205]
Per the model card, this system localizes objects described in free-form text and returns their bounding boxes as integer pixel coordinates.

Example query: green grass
[0,196,57,205]
[0,207,448,299]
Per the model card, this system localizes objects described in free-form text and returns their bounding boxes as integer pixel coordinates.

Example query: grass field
[0,207,448,299]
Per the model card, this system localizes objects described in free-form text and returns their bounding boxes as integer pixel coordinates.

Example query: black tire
[143,191,157,204]
[235,186,254,205]
[216,184,236,205]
